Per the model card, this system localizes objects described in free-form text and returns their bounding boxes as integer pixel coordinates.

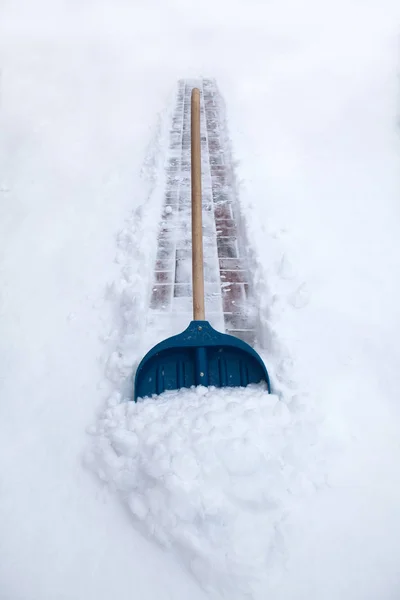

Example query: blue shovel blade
[134,321,270,401]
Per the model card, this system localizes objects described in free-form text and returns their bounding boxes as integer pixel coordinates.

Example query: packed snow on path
[87,383,327,598]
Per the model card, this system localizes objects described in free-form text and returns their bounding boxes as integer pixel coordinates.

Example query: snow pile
[87,384,326,597]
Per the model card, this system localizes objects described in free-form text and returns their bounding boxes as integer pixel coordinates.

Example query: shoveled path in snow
[88,79,328,600]
[149,78,258,346]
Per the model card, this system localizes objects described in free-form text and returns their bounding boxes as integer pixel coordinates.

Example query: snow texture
[87,383,325,598]
[1,1,400,599]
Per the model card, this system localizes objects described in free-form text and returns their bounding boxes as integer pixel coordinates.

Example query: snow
[1,0,400,599]
[87,382,328,598]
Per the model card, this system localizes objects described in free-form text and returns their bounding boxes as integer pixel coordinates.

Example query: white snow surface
[87,383,326,598]
[1,0,400,599]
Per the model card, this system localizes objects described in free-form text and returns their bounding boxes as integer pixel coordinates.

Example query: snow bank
[87,384,326,597]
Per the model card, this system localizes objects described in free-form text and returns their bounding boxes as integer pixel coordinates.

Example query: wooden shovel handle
[191,88,205,321]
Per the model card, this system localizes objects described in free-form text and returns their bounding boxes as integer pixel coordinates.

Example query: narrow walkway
[149,78,256,345]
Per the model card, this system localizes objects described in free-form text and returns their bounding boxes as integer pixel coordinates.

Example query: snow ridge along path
[87,79,329,599]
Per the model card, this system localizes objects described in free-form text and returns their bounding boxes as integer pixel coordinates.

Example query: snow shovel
[134,88,270,401]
